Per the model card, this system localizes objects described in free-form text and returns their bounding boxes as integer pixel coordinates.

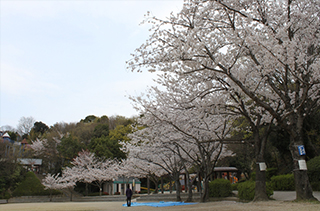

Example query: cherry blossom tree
[60,167,77,201]
[42,173,63,201]
[126,82,234,202]
[70,150,98,196]
[70,149,120,196]
[122,141,185,199]
[90,159,119,196]
[128,0,320,201]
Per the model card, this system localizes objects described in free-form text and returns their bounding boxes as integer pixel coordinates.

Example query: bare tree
[17,116,35,137]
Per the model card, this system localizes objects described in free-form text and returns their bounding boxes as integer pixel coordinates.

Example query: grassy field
[1,200,320,211]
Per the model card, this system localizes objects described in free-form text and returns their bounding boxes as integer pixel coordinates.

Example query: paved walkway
[272,191,320,201]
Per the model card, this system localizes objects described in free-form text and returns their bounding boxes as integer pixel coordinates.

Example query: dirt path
[1,200,320,211]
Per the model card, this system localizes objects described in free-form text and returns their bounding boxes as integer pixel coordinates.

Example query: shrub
[12,171,62,197]
[310,182,320,191]
[307,156,320,184]
[231,183,238,190]
[209,179,232,197]
[0,191,11,199]
[250,172,256,181]
[270,174,295,191]
[237,181,273,201]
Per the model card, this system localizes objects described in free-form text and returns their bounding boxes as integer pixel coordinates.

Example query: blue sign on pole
[298,145,306,156]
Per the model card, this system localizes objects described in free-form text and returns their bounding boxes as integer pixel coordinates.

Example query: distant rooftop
[214,167,238,172]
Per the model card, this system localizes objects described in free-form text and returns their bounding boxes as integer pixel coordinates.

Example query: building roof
[213,167,238,172]
[17,158,42,165]
[21,139,28,144]
[2,132,10,138]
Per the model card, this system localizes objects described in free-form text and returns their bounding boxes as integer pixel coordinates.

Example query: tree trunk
[253,132,269,201]
[289,141,316,200]
[287,114,317,201]
[69,188,73,201]
[147,176,150,195]
[161,176,164,194]
[174,174,181,201]
[246,120,270,202]
[254,162,268,201]
[152,177,159,194]
[49,189,52,202]
[186,172,193,202]
[197,173,201,193]
[169,179,173,193]
[200,177,209,202]
[293,170,315,200]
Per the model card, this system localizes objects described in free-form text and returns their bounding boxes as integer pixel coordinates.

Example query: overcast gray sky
[0,0,184,128]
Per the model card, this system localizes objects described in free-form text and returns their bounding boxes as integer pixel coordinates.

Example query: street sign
[297,145,306,156]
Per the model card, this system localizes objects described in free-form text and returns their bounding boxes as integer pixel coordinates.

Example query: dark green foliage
[88,136,113,159]
[93,123,109,138]
[270,174,295,191]
[307,156,320,191]
[7,131,18,142]
[237,181,273,201]
[231,183,238,190]
[0,142,26,199]
[12,172,61,197]
[303,109,320,158]
[88,125,128,159]
[33,121,49,135]
[266,168,278,181]
[268,127,293,174]
[81,115,97,123]
[250,171,256,181]
[310,182,320,191]
[209,179,232,197]
[307,156,320,182]
[238,181,255,201]
[58,135,85,165]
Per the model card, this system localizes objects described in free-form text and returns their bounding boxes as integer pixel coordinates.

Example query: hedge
[12,171,61,197]
[270,174,295,191]
[237,181,273,201]
[307,156,320,191]
[209,179,232,197]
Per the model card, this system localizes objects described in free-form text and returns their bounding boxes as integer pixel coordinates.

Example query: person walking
[126,184,133,207]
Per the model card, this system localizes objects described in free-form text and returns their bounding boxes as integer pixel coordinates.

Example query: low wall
[0,199,8,204]
[6,195,127,203]
[8,195,70,203]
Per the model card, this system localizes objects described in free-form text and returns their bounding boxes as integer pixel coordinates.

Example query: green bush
[307,156,320,184]
[12,171,61,197]
[237,181,273,201]
[0,191,11,199]
[311,182,320,191]
[250,172,256,181]
[209,179,232,197]
[231,183,238,190]
[270,174,295,191]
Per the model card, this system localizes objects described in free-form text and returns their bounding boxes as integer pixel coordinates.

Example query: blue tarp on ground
[123,201,197,207]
